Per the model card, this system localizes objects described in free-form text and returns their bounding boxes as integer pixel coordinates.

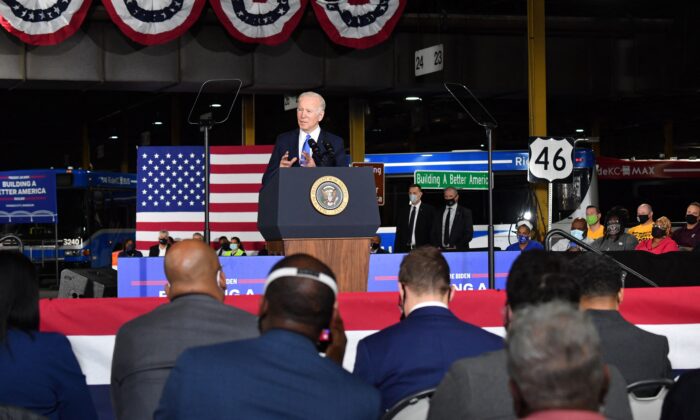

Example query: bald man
[156,254,381,420]
[111,240,258,420]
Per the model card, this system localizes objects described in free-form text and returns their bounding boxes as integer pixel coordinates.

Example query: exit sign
[415,170,489,190]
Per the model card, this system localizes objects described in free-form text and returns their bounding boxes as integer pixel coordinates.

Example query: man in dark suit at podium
[394,184,435,253]
[262,92,347,185]
[432,187,473,251]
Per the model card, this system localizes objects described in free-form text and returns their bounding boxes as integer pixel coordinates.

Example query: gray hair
[159,230,169,236]
[298,91,326,112]
[507,301,604,412]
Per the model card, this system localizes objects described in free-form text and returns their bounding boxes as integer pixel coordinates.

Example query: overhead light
[480,144,485,148]
[523,211,532,220]
[405,96,422,101]
[210,103,222,108]
[153,121,163,126]
[575,128,585,133]
[109,135,118,140]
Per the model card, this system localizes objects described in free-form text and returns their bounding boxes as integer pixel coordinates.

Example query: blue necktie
[301,134,311,166]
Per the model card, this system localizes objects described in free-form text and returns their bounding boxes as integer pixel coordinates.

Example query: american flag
[136,145,273,253]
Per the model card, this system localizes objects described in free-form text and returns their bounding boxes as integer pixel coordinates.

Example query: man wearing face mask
[671,202,700,251]
[432,187,473,251]
[585,205,605,240]
[628,203,655,242]
[591,212,638,252]
[394,184,435,253]
[551,217,592,251]
[148,230,171,257]
[506,220,544,252]
[111,239,258,420]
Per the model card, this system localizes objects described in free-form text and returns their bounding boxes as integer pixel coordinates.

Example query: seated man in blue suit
[262,91,347,185]
[155,254,381,420]
[353,246,504,411]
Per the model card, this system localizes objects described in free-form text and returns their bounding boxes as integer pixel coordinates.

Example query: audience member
[148,230,170,256]
[191,232,204,241]
[586,205,605,240]
[506,220,544,252]
[428,250,632,420]
[507,302,608,420]
[118,238,143,258]
[432,187,473,251]
[660,369,700,420]
[0,251,97,419]
[111,240,258,420]
[370,235,388,254]
[671,202,700,250]
[635,216,679,254]
[569,253,671,386]
[394,184,435,253]
[229,236,247,256]
[155,254,381,420]
[628,203,655,242]
[591,213,638,251]
[216,236,230,256]
[354,247,503,411]
[551,217,592,251]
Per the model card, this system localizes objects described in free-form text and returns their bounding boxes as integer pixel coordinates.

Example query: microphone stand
[444,83,499,289]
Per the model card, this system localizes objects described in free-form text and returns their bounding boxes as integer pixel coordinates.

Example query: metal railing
[544,229,658,287]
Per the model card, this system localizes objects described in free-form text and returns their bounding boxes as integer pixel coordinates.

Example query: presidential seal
[310,176,349,216]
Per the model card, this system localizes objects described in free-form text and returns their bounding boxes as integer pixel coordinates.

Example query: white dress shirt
[409,201,422,247]
[408,301,448,316]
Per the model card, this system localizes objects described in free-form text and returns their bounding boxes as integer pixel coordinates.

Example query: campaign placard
[0,170,57,223]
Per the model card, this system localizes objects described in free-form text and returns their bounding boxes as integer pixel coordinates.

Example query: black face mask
[445,199,456,206]
[371,243,380,250]
[686,214,699,225]
[637,215,649,224]
[651,226,665,239]
[158,238,168,245]
[221,243,231,251]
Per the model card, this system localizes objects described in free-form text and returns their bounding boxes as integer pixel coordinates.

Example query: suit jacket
[262,129,347,185]
[394,202,435,253]
[432,205,474,251]
[148,244,170,257]
[111,294,258,420]
[0,330,97,420]
[155,329,381,420]
[587,310,672,384]
[353,306,503,411]
[427,349,633,420]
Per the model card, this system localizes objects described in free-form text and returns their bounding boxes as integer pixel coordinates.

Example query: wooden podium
[258,167,380,292]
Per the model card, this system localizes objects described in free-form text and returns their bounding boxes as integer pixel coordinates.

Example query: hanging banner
[210,0,307,45]
[102,0,206,45]
[598,156,700,180]
[312,0,406,49]
[0,170,57,224]
[0,0,91,45]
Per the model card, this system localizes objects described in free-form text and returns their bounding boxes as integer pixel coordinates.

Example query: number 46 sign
[528,137,574,183]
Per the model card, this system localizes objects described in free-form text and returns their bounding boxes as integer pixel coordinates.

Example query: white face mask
[409,193,418,204]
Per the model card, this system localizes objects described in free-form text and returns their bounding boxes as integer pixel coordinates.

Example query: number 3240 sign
[528,137,574,183]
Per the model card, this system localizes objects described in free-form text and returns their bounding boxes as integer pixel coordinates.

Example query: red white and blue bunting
[0,0,92,45]
[102,0,206,45]
[209,0,307,46]
[0,0,406,47]
[311,0,406,49]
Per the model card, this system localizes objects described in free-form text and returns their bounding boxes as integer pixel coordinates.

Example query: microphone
[307,139,323,166]
[321,140,336,166]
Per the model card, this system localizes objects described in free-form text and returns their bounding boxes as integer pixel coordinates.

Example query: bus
[363,149,597,251]
[0,169,136,276]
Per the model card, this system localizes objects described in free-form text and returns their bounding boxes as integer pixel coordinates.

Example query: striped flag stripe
[209,203,259,212]
[136,212,259,223]
[209,184,261,193]
[136,231,265,243]
[211,154,271,165]
[209,192,260,203]
[210,164,268,174]
[210,173,263,184]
